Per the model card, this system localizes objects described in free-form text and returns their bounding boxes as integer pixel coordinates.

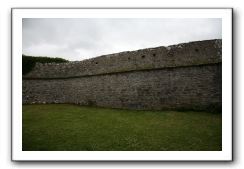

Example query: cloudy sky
[22,18,221,61]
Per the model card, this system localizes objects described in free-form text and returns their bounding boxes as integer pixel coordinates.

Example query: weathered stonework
[23,39,222,112]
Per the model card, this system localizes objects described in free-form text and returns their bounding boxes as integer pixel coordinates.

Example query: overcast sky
[22,18,221,61]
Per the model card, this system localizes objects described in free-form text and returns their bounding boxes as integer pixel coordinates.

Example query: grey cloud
[22,18,221,61]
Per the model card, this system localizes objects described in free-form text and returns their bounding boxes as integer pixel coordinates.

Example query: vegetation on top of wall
[22,54,68,75]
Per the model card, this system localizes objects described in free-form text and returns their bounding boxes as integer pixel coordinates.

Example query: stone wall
[23,39,222,112]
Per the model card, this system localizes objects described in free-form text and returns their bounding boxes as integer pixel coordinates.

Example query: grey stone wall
[23,39,222,112]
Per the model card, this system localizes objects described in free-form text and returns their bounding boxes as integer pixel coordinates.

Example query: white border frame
[12,8,232,161]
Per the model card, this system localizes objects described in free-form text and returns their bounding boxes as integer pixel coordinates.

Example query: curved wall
[23,39,222,111]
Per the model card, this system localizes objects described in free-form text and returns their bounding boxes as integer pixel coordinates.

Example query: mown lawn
[22,104,222,151]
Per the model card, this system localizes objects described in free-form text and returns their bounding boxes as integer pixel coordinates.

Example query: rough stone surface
[23,39,222,111]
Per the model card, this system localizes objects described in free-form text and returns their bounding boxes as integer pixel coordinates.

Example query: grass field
[22,104,222,151]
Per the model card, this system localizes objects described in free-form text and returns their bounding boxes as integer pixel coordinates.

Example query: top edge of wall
[23,39,222,79]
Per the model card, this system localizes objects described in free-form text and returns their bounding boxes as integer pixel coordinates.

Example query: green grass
[22,104,222,151]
